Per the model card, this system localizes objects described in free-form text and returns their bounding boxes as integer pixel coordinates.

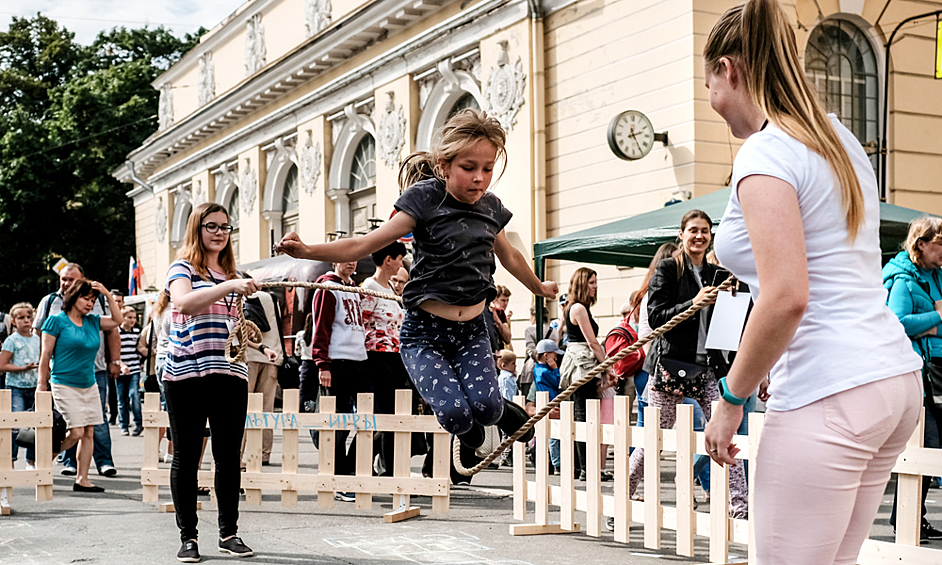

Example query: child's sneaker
[496,399,535,443]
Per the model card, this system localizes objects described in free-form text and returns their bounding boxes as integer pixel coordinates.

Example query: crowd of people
[4,3,942,561]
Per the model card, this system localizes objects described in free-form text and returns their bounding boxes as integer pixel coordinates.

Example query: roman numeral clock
[607,110,669,160]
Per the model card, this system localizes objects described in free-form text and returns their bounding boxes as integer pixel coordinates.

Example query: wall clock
[607,110,669,161]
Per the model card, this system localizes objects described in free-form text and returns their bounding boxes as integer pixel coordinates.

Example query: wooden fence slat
[613,396,630,543]
[355,393,374,510]
[432,430,450,513]
[536,391,550,526]
[560,400,576,530]
[244,393,264,506]
[385,389,420,523]
[33,392,53,502]
[675,403,695,557]
[512,394,527,521]
[586,399,602,538]
[896,408,925,546]
[0,390,11,515]
[142,392,161,504]
[643,405,662,549]
[709,403,730,564]
[281,389,299,507]
[317,396,336,509]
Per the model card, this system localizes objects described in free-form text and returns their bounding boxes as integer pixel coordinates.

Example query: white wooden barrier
[0,389,54,515]
[141,390,451,522]
[512,391,942,564]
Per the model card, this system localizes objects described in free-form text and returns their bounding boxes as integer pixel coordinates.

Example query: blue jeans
[400,309,503,435]
[116,373,143,431]
[549,438,561,468]
[686,398,712,490]
[62,371,114,470]
[10,387,36,463]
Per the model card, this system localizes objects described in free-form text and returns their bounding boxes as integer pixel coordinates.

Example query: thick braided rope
[224,281,402,363]
[452,276,736,477]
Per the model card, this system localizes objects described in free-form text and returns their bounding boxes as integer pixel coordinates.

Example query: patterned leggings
[627,378,749,517]
[399,308,504,435]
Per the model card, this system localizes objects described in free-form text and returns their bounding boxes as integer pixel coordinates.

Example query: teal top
[2,332,40,389]
[883,251,942,359]
[41,312,101,388]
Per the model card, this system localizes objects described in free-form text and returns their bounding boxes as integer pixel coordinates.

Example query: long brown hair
[564,267,598,319]
[630,242,679,312]
[704,0,864,240]
[398,108,508,192]
[672,209,713,278]
[176,202,237,281]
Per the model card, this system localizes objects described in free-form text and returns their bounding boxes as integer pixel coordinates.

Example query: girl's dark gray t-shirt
[394,178,512,310]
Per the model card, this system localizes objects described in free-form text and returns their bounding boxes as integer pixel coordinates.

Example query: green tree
[0,15,201,306]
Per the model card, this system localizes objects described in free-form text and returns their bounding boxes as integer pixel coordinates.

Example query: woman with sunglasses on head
[702,1,922,563]
[163,202,271,563]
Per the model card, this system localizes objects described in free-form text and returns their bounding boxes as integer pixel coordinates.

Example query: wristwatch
[111,360,122,366]
[718,377,747,406]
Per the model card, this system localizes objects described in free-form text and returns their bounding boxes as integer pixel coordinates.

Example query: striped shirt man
[119,325,142,374]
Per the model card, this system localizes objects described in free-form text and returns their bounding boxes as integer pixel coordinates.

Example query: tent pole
[535,257,546,337]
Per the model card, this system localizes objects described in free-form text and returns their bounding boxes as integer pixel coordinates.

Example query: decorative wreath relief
[377,91,407,169]
[155,197,168,243]
[485,40,526,132]
[298,130,322,195]
[240,159,257,214]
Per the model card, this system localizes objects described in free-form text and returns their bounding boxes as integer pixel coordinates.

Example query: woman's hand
[758,377,771,401]
[274,232,310,258]
[319,369,331,388]
[265,349,278,363]
[704,400,743,465]
[228,278,261,297]
[37,379,49,392]
[120,363,130,376]
[693,286,717,304]
[89,281,110,296]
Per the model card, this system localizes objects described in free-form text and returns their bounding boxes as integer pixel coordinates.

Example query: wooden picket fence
[141,389,451,522]
[512,391,942,565]
[0,389,54,515]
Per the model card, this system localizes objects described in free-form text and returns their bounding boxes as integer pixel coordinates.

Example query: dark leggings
[399,309,504,435]
[164,374,247,542]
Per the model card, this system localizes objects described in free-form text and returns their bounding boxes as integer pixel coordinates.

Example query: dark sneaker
[218,536,253,557]
[923,520,942,540]
[456,421,485,450]
[496,399,535,443]
[132,427,144,437]
[334,492,355,502]
[177,540,200,563]
[605,516,615,531]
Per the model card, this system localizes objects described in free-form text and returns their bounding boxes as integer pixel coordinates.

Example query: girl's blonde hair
[176,202,237,281]
[904,216,942,268]
[152,291,171,318]
[704,0,864,240]
[398,108,507,191]
[9,302,33,319]
[564,267,598,318]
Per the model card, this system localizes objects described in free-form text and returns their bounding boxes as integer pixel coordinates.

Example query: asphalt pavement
[1,423,940,565]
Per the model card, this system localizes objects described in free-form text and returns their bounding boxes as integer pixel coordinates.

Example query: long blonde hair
[176,202,237,281]
[704,0,864,240]
[398,108,507,191]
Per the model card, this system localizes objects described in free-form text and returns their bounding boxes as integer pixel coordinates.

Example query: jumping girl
[276,108,557,450]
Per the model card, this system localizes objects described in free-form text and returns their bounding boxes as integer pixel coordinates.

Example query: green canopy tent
[534,187,926,271]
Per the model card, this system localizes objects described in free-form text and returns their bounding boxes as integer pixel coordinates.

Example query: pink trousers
[754,370,922,565]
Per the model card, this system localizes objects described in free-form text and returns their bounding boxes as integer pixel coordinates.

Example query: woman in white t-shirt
[702,1,923,563]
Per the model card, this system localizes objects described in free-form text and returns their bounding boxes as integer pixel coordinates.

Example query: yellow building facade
[116,0,942,343]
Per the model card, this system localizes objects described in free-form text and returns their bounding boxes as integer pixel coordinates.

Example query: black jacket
[647,255,729,374]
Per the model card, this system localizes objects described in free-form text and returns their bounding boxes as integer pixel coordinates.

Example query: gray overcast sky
[1,1,240,45]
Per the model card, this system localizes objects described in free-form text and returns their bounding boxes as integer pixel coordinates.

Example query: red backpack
[604,319,646,379]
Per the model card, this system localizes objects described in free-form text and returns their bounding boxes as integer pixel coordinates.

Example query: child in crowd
[117,306,143,436]
[533,339,564,473]
[496,349,517,402]
[0,303,40,468]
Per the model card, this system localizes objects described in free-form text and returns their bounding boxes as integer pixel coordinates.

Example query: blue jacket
[882,251,942,358]
[533,363,561,401]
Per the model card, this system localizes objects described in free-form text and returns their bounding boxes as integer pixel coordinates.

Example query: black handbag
[659,357,709,381]
[922,358,942,410]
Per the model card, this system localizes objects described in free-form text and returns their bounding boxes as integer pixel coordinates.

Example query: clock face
[607,110,655,161]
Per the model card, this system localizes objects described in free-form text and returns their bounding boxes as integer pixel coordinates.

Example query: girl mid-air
[276,109,557,450]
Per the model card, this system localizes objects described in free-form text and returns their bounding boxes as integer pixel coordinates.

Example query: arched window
[228,187,240,264]
[805,19,878,164]
[448,92,480,119]
[348,135,377,235]
[281,164,299,236]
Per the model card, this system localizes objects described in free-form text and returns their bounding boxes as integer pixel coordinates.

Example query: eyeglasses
[201,222,234,234]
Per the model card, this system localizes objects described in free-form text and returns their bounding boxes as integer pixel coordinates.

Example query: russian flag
[128,256,144,296]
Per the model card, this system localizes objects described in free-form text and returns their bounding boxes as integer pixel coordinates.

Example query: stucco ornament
[376,91,407,169]
[244,13,267,76]
[192,179,207,207]
[484,40,526,132]
[305,0,332,37]
[240,159,257,214]
[298,130,322,195]
[158,83,173,130]
[155,197,168,243]
[198,51,215,106]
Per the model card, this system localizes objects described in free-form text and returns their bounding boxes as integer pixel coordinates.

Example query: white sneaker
[26,463,36,470]
[164,453,174,463]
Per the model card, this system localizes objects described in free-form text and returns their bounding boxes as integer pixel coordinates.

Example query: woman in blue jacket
[883,216,942,539]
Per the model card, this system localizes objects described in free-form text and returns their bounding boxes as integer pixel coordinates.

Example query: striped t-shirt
[164,260,248,381]
[119,326,142,374]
